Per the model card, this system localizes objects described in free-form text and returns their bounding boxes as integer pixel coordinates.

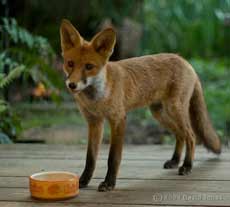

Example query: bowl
[29,171,79,200]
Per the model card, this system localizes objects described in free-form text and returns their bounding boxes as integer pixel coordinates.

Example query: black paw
[79,177,90,188]
[98,181,115,192]
[178,165,192,175]
[163,159,179,169]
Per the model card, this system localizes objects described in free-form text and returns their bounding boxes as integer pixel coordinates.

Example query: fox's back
[108,53,197,110]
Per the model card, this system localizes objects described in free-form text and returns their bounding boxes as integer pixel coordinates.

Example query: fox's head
[60,19,116,96]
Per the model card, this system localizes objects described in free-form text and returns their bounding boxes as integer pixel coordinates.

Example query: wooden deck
[0,144,229,207]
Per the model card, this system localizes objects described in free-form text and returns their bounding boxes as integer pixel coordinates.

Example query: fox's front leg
[79,117,104,188]
[98,116,126,192]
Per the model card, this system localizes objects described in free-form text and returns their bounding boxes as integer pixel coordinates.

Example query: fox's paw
[163,159,179,169]
[79,177,90,188]
[79,180,88,188]
[178,165,192,175]
[98,181,115,192]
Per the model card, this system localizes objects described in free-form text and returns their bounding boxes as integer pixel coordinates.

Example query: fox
[60,19,221,192]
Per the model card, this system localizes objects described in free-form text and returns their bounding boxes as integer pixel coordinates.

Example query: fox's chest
[74,94,112,117]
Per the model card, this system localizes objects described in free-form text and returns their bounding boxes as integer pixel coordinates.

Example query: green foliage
[0,65,25,88]
[0,53,25,143]
[0,18,64,142]
[0,100,22,142]
[142,0,230,58]
[190,58,230,133]
[3,18,54,58]
[13,0,229,58]
[2,18,52,53]
[1,18,63,95]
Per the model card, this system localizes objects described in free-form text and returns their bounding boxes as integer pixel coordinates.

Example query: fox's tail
[190,79,221,154]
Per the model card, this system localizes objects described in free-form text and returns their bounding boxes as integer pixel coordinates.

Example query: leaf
[0,65,25,88]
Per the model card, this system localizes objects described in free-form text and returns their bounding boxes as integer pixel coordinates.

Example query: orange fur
[60,19,221,191]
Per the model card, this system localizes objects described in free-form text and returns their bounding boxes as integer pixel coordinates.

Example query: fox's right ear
[91,28,116,59]
[60,19,82,51]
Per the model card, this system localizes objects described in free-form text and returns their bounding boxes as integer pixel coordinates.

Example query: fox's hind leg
[150,103,184,169]
[164,100,196,175]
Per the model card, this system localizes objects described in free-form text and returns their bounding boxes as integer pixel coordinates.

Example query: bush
[0,18,64,142]
[0,67,24,143]
[1,18,64,95]
[142,0,230,58]
[0,100,22,143]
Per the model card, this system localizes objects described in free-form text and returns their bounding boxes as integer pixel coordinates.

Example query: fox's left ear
[91,28,116,59]
[60,19,82,51]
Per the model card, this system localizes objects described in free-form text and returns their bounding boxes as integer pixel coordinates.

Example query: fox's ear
[91,28,116,58]
[60,19,82,51]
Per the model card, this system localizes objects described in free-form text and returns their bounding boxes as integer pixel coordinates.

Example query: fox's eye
[67,60,74,68]
[85,63,94,70]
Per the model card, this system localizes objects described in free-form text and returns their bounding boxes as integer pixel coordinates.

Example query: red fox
[60,19,221,192]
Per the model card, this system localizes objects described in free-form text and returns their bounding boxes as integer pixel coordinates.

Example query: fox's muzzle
[66,78,91,92]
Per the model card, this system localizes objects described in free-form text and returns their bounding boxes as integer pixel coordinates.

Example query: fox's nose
[68,82,77,90]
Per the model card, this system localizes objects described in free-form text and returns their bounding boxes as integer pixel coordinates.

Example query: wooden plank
[0,145,225,153]
[0,144,226,163]
[0,144,228,161]
[0,201,159,207]
[0,177,230,193]
[0,144,229,206]
[0,188,229,206]
[0,151,226,161]
[0,157,227,168]
[0,158,228,180]
[0,144,228,155]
